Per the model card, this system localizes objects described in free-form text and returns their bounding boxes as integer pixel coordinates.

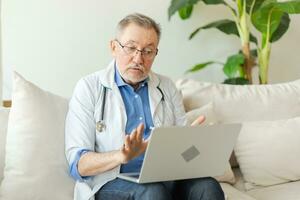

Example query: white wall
[0,0,2,102]
[269,15,300,82]
[1,0,300,99]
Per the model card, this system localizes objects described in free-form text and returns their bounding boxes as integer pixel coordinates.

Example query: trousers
[95,177,224,200]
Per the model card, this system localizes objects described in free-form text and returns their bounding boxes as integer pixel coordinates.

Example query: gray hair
[116,13,161,41]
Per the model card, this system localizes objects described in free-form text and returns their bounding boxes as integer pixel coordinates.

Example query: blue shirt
[114,66,154,173]
[69,65,154,181]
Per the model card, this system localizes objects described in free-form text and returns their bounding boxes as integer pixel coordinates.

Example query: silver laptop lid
[138,124,241,183]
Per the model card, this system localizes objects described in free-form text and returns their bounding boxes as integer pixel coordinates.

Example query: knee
[202,177,223,191]
[138,183,172,200]
[190,177,225,200]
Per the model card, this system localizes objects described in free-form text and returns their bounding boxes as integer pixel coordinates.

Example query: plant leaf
[250,49,258,57]
[223,54,245,78]
[275,1,300,14]
[249,34,258,45]
[185,61,217,73]
[223,77,250,85]
[270,13,290,42]
[168,0,200,19]
[189,19,258,44]
[252,2,284,41]
[252,0,299,43]
[202,0,224,5]
[178,5,194,19]
[189,19,238,39]
[246,0,265,14]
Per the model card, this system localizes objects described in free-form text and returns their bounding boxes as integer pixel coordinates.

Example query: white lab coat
[65,60,187,200]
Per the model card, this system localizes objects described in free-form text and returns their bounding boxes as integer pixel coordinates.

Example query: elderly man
[65,13,225,200]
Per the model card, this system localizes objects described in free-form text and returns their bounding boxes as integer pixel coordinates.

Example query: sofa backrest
[176,78,300,123]
[0,107,10,182]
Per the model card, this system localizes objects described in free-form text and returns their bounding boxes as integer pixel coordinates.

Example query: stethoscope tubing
[96,85,165,132]
[101,86,107,121]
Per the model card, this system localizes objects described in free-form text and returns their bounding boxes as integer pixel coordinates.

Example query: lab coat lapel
[148,71,162,119]
[98,60,125,110]
[98,60,126,147]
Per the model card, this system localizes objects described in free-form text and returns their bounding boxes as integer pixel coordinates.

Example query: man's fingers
[191,115,206,126]
[124,135,131,149]
[137,123,144,132]
[136,123,144,142]
[143,136,150,146]
[141,138,149,152]
[123,124,145,160]
[130,128,137,141]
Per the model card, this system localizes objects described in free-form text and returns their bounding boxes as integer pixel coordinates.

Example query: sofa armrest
[2,100,11,108]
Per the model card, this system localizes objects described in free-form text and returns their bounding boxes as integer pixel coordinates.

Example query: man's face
[111,23,159,86]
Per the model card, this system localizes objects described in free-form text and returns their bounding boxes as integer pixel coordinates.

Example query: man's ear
[110,40,117,57]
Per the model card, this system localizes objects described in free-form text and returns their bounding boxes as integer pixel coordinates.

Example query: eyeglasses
[115,40,158,60]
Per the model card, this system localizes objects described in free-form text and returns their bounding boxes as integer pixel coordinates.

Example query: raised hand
[119,123,148,164]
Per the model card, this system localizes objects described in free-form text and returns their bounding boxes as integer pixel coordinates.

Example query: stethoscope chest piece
[96,120,105,132]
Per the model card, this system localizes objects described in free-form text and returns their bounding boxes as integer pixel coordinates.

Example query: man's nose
[132,50,144,63]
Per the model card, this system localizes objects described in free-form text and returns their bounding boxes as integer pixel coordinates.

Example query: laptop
[117,124,241,183]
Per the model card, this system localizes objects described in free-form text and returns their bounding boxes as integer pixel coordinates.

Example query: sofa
[176,78,300,200]
[1,72,300,200]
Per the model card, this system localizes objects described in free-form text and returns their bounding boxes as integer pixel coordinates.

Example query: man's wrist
[115,150,126,165]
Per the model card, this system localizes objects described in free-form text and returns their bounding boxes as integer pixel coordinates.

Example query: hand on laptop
[119,123,148,164]
[191,115,206,126]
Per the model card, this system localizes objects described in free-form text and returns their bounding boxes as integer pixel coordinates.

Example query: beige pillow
[186,103,235,184]
[177,78,300,123]
[234,116,300,190]
[0,107,10,183]
[0,72,74,199]
[186,102,216,126]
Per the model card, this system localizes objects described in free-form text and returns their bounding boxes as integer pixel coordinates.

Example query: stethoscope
[96,85,165,132]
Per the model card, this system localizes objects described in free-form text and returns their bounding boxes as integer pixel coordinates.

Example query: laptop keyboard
[128,174,140,178]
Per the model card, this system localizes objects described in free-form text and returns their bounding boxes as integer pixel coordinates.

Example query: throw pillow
[186,102,216,126]
[234,116,300,190]
[0,72,74,199]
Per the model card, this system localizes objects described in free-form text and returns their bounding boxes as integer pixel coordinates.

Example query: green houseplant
[168,0,300,84]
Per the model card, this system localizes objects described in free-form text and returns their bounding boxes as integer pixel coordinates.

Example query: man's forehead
[123,39,156,47]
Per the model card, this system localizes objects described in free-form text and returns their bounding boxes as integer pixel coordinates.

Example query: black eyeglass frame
[115,40,158,58]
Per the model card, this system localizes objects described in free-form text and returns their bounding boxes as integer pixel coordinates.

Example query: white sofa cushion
[0,72,74,200]
[234,117,300,190]
[176,79,300,123]
[186,103,236,184]
[232,167,247,192]
[246,180,300,200]
[220,183,256,200]
[232,167,300,200]
[0,107,10,183]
